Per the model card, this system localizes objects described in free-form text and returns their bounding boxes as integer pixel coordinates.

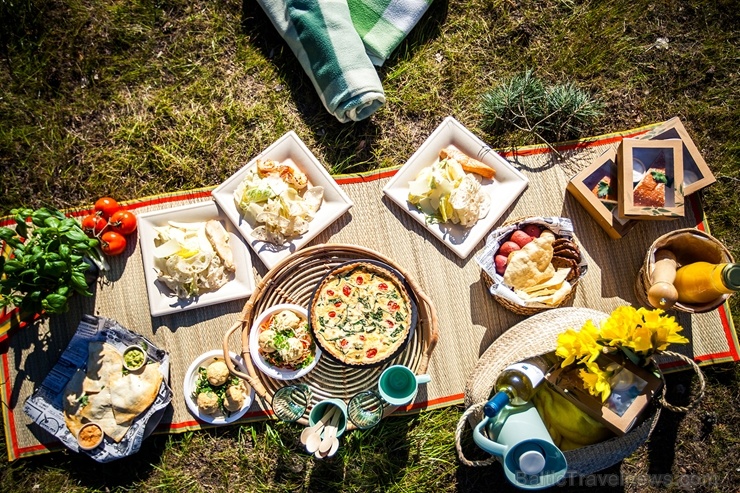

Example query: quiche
[310,261,415,366]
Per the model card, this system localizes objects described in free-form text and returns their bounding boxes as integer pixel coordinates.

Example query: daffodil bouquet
[555,306,689,403]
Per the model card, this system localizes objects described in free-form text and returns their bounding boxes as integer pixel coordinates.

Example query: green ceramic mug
[378,365,431,406]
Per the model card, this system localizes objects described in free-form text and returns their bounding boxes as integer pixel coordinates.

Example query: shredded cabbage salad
[234,160,324,245]
[407,157,491,226]
[152,221,233,298]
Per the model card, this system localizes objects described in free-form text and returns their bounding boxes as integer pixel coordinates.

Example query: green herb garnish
[0,207,109,316]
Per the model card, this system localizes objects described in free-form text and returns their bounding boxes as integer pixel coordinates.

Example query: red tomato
[387,300,400,311]
[334,301,342,307]
[366,348,377,359]
[355,276,364,285]
[81,214,107,236]
[378,282,388,291]
[342,285,352,296]
[109,210,137,235]
[386,320,395,328]
[328,311,336,318]
[340,339,348,347]
[94,197,121,218]
[101,231,127,256]
[327,289,334,296]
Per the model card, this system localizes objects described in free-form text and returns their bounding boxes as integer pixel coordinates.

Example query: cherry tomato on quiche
[81,213,107,237]
[109,210,137,235]
[94,197,121,219]
[100,231,127,256]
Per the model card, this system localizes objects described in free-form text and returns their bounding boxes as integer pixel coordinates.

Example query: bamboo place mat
[2,123,738,461]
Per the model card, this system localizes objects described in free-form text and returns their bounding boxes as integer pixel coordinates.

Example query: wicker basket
[222,244,440,430]
[455,307,704,476]
[635,228,735,313]
[478,217,587,316]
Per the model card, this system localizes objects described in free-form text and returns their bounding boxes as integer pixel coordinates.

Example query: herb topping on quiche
[310,262,413,366]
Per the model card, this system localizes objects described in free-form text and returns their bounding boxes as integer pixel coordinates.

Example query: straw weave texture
[1,127,736,460]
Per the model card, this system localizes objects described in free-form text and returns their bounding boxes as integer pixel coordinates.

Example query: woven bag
[634,228,735,313]
[455,308,705,476]
[476,217,587,316]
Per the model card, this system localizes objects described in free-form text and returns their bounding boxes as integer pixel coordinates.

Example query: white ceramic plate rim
[382,116,529,259]
[137,201,256,317]
[212,131,354,269]
[248,303,322,380]
[183,350,256,424]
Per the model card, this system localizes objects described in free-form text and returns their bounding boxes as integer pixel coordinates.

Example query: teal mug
[473,402,567,490]
[378,365,431,406]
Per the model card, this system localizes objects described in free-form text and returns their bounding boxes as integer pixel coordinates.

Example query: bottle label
[507,362,545,387]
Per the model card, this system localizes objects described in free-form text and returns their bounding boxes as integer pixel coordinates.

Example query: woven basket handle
[454,402,497,467]
[657,350,705,413]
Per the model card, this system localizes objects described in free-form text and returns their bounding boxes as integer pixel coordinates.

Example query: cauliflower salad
[407,156,491,227]
[234,159,324,245]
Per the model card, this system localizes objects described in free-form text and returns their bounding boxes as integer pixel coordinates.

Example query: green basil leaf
[59,244,70,258]
[42,293,68,314]
[0,228,17,241]
[14,221,28,239]
[65,229,88,243]
[71,272,88,290]
[44,217,61,229]
[3,260,24,273]
[56,285,70,297]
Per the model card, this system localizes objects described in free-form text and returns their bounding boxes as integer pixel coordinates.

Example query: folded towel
[348,0,433,66]
[256,0,386,123]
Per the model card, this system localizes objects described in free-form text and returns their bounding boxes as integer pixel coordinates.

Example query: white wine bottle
[484,352,558,418]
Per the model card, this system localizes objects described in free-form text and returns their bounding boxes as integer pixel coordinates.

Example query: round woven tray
[634,228,735,313]
[456,307,704,476]
[222,244,440,430]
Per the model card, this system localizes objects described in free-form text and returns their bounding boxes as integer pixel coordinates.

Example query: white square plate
[382,116,529,259]
[212,131,354,270]
[138,201,255,317]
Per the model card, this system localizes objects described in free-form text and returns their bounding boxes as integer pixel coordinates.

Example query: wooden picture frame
[546,352,663,436]
[567,148,636,239]
[638,117,716,196]
[617,138,684,220]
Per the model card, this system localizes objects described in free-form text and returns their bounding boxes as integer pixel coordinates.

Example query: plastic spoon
[305,407,338,454]
[318,409,340,455]
[300,406,336,445]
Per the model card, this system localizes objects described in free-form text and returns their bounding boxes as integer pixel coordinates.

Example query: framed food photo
[617,138,684,220]
[638,117,716,196]
[567,148,636,239]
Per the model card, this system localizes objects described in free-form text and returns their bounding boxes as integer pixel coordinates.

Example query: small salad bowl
[249,303,322,380]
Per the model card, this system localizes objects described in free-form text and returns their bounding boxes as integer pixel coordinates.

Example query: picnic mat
[2,122,738,461]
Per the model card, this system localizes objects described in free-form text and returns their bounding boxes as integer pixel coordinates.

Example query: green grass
[1,0,738,491]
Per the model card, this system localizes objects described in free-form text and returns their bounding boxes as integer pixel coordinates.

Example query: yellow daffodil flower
[578,361,612,402]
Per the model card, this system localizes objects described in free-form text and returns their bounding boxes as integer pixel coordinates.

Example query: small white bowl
[183,350,255,425]
[122,345,147,372]
[249,304,321,380]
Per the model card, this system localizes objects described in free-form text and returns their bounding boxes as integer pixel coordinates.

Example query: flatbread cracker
[109,362,163,425]
[83,342,123,393]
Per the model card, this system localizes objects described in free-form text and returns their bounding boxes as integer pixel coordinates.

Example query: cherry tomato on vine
[94,197,121,218]
[81,214,107,237]
[100,231,127,256]
[109,210,137,235]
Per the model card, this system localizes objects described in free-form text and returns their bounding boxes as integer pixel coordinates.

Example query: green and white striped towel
[256,0,386,123]
[348,0,433,66]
